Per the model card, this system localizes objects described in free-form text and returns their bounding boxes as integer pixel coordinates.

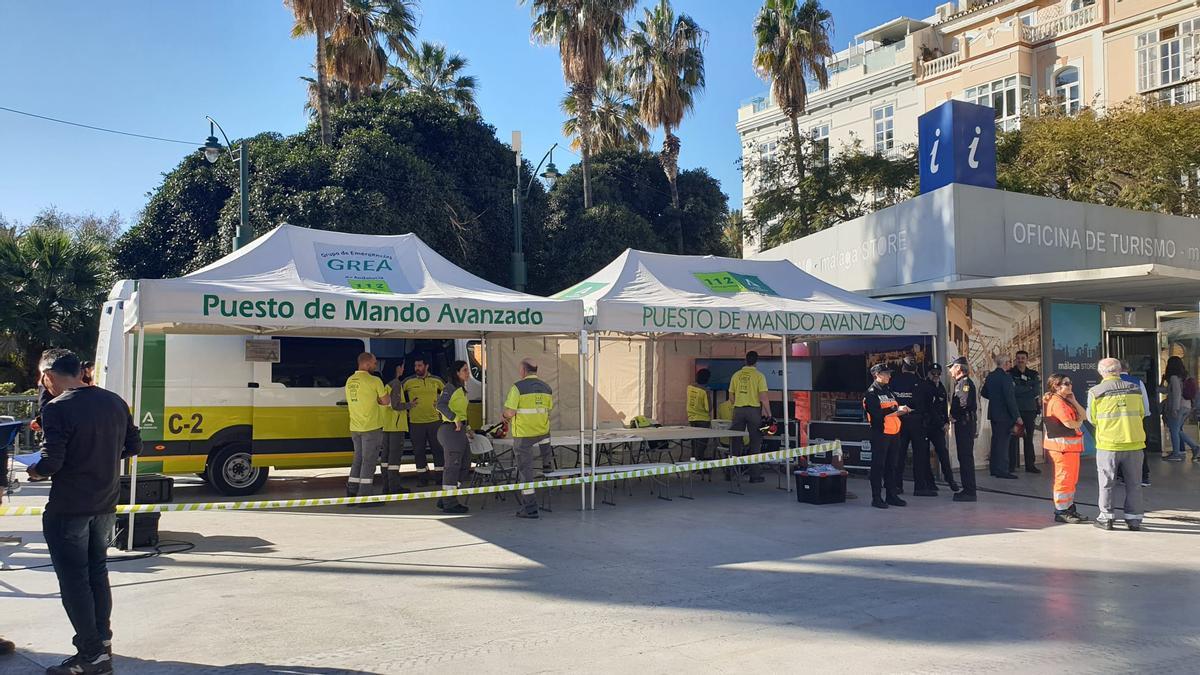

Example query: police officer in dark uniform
[948,357,978,502]
[925,363,960,493]
[890,357,933,496]
[863,363,910,510]
[1007,350,1042,474]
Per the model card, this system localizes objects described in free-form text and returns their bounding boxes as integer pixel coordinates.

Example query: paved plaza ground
[3,455,1200,674]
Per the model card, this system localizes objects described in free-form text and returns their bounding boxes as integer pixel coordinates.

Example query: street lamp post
[201,117,251,251]
[511,131,560,292]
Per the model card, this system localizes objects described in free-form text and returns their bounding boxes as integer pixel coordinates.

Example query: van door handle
[336,401,348,406]
[247,382,260,389]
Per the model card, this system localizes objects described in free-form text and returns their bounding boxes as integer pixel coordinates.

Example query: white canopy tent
[126,224,582,337]
[555,249,938,504]
[120,225,587,543]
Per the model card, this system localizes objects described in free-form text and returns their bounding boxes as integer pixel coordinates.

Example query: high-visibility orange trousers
[1047,449,1081,511]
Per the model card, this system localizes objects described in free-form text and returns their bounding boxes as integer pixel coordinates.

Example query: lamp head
[202,135,223,164]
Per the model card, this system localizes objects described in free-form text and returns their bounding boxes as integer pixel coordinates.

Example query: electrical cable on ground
[0,539,195,572]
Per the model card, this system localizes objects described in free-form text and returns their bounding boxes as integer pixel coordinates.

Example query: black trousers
[1009,410,1038,471]
[43,511,115,659]
[989,418,1014,476]
[928,425,955,485]
[898,416,928,491]
[954,419,978,495]
[869,430,902,499]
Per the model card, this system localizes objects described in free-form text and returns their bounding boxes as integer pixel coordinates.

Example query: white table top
[489,425,744,449]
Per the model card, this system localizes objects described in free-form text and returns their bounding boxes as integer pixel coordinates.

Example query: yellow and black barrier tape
[0,441,841,516]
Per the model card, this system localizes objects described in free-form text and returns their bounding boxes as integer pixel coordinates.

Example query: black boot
[885,494,907,507]
[871,496,889,509]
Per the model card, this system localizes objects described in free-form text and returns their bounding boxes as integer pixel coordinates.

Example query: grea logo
[326,256,393,272]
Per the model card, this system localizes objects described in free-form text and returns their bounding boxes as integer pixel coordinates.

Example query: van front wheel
[207,443,269,496]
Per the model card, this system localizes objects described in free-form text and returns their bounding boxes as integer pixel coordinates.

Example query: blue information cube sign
[918,100,997,194]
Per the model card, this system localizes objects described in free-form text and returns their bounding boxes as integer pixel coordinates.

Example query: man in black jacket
[981,353,1020,479]
[949,358,979,501]
[889,357,930,496]
[28,349,141,675]
[1008,350,1042,474]
[925,363,959,493]
[863,363,911,509]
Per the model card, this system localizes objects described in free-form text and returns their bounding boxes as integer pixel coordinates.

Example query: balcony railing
[922,52,960,79]
[1021,4,1098,44]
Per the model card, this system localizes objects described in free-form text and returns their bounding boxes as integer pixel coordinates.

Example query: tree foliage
[540,146,730,292]
[385,41,480,117]
[746,136,917,249]
[998,101,1200,216]
[0,223,110,386]
[115,95,547,290]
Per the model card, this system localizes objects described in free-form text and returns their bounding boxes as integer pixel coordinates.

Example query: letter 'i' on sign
[917,100,997,194]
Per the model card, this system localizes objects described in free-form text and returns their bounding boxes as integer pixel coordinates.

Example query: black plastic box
[114,512,161,550]
[794,471,847,505]
[119,474,174,505]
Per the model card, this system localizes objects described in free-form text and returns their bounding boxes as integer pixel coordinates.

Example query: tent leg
[591,333,600,510]
[782,335,792,494]
[127,327,145,550]
[578,331,587,512]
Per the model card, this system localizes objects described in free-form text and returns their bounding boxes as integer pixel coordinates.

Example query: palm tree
[561,66,649,152]
[525,0,637,209]
[301,74,354,118]
[723,209,747,258]
[624,0,706,227]
[329,0,419,98]
[385,41,479,116]
[752,0,833,173]
[0,227,107,386]
[285,0,342,145]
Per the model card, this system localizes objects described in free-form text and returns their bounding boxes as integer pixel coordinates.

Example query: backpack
[1184,377,1197,402]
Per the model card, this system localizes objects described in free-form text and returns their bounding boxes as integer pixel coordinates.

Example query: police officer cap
[870,363,892,375]
[950,357,969,367]
[929,362,942,372]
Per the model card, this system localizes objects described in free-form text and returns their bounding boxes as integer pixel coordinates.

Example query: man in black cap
[862,363,911,509]
[948,357,979,501]
[890,356,932,496]
[925,363,960,493]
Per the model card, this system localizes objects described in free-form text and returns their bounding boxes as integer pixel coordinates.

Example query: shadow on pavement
[3,650,382,674]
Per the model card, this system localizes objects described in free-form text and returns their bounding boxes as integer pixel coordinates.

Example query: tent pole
[578,331,587,512]
[127,326,145,551]
[781,335,792,493]
[591,332,600,510]
[480,333,487,426]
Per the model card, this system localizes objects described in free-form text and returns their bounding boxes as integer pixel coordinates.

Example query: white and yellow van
[96,283,483,495]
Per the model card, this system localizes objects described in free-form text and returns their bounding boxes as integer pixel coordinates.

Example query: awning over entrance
[868,264,1200,310]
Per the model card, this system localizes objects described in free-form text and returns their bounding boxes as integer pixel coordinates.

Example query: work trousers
[868,430,902,499]
[409,421,444,474]
[989,418,1014,476]
[514,435,551,513]
[927,424,955,485]
[1009,410,1039,471]
[689,420,712,459]
[383,431,406,493]
[953,419,978,496]
[902,415,930,491]
[349,429,384,496]
[43,512,115,660]
[1048,449,1081,512]
[437,423,471,502]
[1097,449,1144,523]
[729,406,763,479]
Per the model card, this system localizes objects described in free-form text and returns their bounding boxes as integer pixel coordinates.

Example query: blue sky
[0,0,933,227]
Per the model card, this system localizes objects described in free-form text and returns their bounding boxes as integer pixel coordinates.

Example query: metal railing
[1021,4,1098,44]
[922,52,960,79]
[0,396,38,450]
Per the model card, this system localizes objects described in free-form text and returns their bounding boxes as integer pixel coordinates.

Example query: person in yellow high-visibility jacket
[686,368,712,459]
[1087,357,1149,531]
[383,361,417,494]
[728,352,771,483]
[502,358,554,519]
[344,352,391,501]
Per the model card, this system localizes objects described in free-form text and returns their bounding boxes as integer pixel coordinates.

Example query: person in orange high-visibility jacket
[863,363,911,510]
[1042,373,1090,524]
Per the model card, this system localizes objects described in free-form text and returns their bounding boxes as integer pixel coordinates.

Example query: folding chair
[466,434,515,509]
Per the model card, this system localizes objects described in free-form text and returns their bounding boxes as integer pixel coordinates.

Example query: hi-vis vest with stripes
[1043,396,1083,453]
[864,387,902,435]
[1088,377,1146,451]
[505,376,553,438]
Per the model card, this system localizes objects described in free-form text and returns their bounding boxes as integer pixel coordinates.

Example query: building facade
[737,0,1200,253]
